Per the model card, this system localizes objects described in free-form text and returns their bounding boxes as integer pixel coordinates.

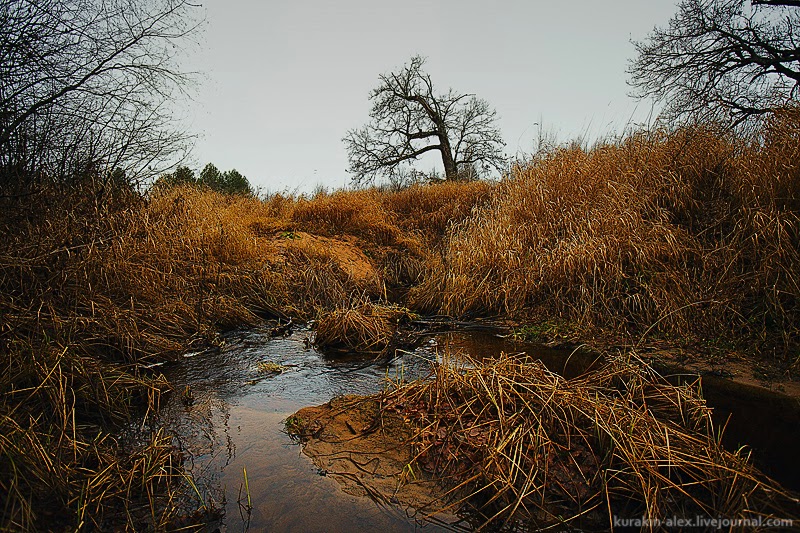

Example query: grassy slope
[413,114,799,359]
[0,178,492,529]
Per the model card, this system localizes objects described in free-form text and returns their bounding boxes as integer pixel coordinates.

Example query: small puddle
[133,326,799,530]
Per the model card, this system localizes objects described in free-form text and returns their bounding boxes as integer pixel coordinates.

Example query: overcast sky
[181,1,679,193]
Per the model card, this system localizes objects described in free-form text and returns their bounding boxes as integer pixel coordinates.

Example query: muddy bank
[140,325,463,532]
[309,318,800,493]
[288,396,456,523]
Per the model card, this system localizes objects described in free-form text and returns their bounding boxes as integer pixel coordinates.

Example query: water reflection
[149,326,456,532]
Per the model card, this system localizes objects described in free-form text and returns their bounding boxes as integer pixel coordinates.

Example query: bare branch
[629,0,800,129]
[344,56,507,185]
[752,1,800,7]
[0,0,200,188]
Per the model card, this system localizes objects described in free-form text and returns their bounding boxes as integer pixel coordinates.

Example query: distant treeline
[155,163,253,195]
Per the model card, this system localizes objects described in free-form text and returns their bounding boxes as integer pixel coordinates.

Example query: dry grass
[291,189,403,246]
[290,180,492,248]
[412,109,800,356]
[380,180,495,247]
[0,339,206,530]
[0,184,395,529]
[0,177,485,529]
[314,300,413,353]
[289,181,495,290]
[381,352,799,530]
[2,109,798,528]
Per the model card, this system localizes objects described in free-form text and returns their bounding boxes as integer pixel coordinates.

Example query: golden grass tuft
[290,189,403,245]
[314,300,412,353]
[288,182,494,291]
[0,342,195,530]
[380,180,495,246]
[288,181,493,250]
[381,352,799,529]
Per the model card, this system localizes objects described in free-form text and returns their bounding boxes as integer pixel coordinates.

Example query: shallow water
[139,326,799,531]
[700,375,800,490]
[149,327,434,532]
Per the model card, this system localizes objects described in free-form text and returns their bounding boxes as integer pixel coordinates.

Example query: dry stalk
[381,352,799,530]
[314,300,412,353]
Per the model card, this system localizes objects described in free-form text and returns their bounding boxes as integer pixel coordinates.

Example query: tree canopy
[344,56,507,184]
[629,0,800,128]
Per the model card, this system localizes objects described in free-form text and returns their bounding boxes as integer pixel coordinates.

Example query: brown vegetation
[2,109,798,529]
[412,109,800,359]
[314,300,413,353]
[289,181,494,289]
[0,179,486,529]
[372,353,798,529]
[0,190,327,529]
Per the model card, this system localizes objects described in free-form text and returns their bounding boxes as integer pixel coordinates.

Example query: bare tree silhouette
[630,0,800,129]
[0,0,200,188]
[344,56,506,184]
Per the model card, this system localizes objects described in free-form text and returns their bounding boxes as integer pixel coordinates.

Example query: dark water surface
[701,375,800,490]
[138,326,799,531]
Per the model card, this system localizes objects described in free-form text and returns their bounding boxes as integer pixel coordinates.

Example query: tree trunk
[440,150,457,180]
[438,132,457,180]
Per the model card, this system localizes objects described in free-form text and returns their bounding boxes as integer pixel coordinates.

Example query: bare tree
[629,0,800,128]
[0,0,200,188]
[344,56,507,184]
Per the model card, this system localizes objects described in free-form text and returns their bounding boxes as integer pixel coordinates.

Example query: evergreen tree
[221,169,251,195]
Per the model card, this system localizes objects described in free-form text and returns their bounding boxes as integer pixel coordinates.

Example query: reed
[412,109,800,357]
[314,299,413,353]
[286,181,495,293]
[381,352,799,529]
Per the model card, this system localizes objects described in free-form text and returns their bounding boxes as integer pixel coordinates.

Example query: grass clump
[381,352,799,530]
[0,341,201,530]
[380,180,495,247]
[291,189,403,246]
[288,181,495,294]
[510,320,573,343]
[256,361,286,374]
[314,300,414,353]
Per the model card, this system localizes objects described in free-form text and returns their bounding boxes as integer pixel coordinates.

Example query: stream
[134,325,800,532]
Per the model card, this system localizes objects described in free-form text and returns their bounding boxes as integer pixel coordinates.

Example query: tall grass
[0,185,387,529]
[382,352,798,529]
[0,177,491,528]
[412,110,800,356]
[289,181,494,289]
